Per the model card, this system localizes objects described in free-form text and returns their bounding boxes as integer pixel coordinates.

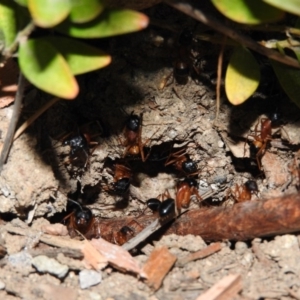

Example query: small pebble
[79,269,102,289]
[32,255,69,278]
[235,241,248,255]
[0,280,5,290]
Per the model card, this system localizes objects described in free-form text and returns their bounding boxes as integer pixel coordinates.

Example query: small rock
[235,241,248,255]
[79,269,102,289]
[0,280,5,290]
[32,255,69,278]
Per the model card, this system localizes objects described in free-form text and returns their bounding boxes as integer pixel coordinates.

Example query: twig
[0,72,25,172]
[215,36,226,120]
[14,97,60,140]
[99,193,300,244]
[164,0,300,68]
[122,218,160,251]
[177,242,222,267]
[196,274,242,300]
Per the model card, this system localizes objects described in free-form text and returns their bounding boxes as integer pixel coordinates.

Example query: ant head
[75,207,93,225]
[245,180,258,193]
[113,178,131,194]
[269,111,282,127]
[126,112,140,132]
[182,160,197,174]
[120,226,133,235]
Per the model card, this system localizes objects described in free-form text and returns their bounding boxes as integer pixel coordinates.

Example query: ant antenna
[67,198,83,211]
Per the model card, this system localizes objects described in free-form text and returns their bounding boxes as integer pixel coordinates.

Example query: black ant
[165,146,198,176]
[63,200,100,239]
[63,130,97,168]
[229,180,258,203]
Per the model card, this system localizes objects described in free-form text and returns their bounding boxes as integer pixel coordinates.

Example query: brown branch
[164,0,300,69]
[98,193,300,243]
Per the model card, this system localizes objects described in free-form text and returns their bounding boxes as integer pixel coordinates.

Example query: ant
[146,191,177,223]
[104,158,132,195]
[160,29,196,89]
[63,130,97,168]
[63,200,100,239]
[229,180,258,203]
[245,113,283,170]
[146,178,202,222]
[120,112,147,162]
[113,220,144,245]
[175,178,202,209]
[165,146,198,177]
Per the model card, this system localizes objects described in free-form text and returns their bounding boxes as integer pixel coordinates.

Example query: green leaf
[225,47,261,105]
[19,38,79,99]
[28,0,71,28]
[263,0,300,16]
[47,36,111,75]
[0,0,18,48]
[271,60,300,109]
[56,9,149,38]
[70,0,104,23]
[14,0,28,6]
[211,0,284,24]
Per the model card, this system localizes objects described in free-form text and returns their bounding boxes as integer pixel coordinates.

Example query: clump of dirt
[0,2,300,299]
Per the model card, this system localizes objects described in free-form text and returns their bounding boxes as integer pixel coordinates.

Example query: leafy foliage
[211,0,300,107]
[0,0,149,99]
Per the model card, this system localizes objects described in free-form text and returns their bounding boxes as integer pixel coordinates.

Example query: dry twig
[196,274,242,300]
[99,193,300,243]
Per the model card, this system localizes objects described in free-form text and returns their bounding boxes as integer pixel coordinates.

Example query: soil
[1,3,300,300]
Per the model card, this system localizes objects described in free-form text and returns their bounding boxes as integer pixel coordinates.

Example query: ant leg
[165,147,187,166]
[192,187,203,202]
[255,143,267,170]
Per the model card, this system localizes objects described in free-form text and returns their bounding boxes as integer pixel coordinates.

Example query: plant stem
[3,21,35,60]
[0,72,25,172]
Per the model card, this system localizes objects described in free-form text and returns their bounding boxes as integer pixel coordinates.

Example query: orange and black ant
[120,112,147,161]
[165,146,198,177]
[146,178,202,223]
[175,178,202,209]
[104,158,132,195]
[63,200,100,239]
[245,113,283,170]
[229,180,258,203]
[160,29,195,89]
[113,220,144,245]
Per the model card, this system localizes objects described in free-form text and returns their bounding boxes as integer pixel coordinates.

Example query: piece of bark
[90,238,145,277]
[143,246,177,290]
[196,274,242,300]
[177,242,222,267]
[97,193,300,242]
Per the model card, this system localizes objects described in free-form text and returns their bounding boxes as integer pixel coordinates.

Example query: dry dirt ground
[1,3,300,300]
